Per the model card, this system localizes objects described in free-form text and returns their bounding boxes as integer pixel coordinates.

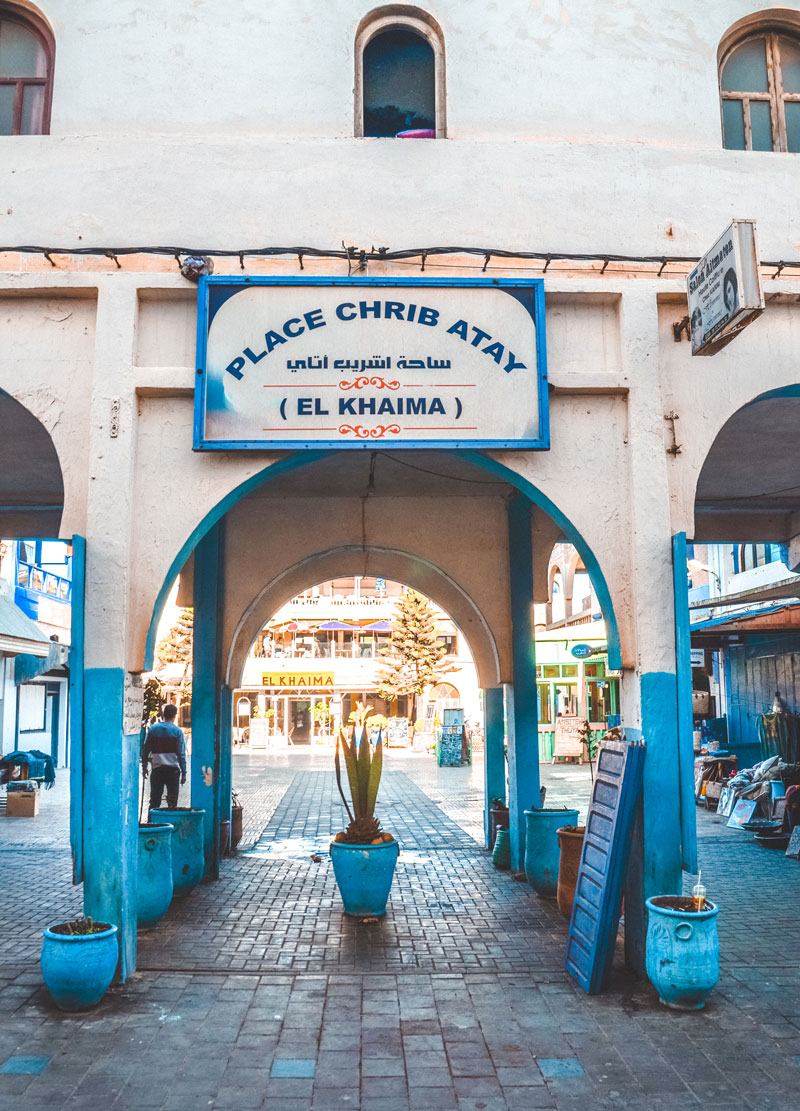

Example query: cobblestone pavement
[1,751,799,1110]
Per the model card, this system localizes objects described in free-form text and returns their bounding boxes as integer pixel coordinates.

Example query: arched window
[0,4,54,135]
[355,7,446,138]
[720,29,800,152]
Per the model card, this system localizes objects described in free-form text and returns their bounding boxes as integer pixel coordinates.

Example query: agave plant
[333,726,394,845]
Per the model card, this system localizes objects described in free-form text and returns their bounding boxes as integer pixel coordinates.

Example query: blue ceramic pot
[492,827,511,870]
[149,807,205,895]
[330,839,399,916]
[41,923,118,1011]
[646,896,720,1010]
[524,808,579,896]
[137,823,174,927]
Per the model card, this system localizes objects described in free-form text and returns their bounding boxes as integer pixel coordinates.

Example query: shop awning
[0,592,51,658]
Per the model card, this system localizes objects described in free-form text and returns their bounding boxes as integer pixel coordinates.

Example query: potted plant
[148,806,206,896]
[646,880,719,1010]
[366,713,388,747]
[312,701,332,741]
[230,789,243,851]
[556,825,586,918]
[137,821,174,927]
[524,805,580,896]
[489,796,509,848]
[41,917,118,1011]
[330,726,398,916]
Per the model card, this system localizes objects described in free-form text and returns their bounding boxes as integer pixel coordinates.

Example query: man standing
[142,704,187,811]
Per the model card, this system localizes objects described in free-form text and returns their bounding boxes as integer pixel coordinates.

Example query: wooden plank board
[564,738,646,994]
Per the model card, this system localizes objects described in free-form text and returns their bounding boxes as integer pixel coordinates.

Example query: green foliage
[334,726,392,843]
[142,677,163,726]
[366,714,388,733]
[578,719,598,761]
[377,590,456,721]
[53,916,110,936]
[348,699,373,726]
[312,701,332,726]
[155,607,193,669]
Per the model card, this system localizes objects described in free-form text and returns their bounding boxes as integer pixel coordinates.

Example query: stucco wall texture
[2,0,800,710]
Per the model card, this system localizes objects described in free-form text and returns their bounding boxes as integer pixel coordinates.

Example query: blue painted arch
[144,450,622,672]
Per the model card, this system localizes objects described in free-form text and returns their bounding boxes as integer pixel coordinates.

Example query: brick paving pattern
[137,767,566,975]
[1,751,799,1110]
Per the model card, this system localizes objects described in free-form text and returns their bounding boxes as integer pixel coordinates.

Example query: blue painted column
[68,534,86,884]
[624,671,684,973]
[219,684,233,840]
[673,533,698,875]
[192,521,224,879]
[483,687,506,847]
[507,494,540,872]
[83,668,138,979]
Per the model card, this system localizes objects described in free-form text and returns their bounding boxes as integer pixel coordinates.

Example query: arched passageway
[0,391,79,974]
[135,451,625,909]
[0,388,64,537]
[694,386,800,542]
[681,385,800,982]
[88,446,680,980]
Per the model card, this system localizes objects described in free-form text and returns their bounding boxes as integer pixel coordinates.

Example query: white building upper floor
[1,2,800,261]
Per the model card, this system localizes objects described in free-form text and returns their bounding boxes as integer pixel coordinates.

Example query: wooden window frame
[0,2,55,135]
[720,30,800,152]
[354,5,446,138]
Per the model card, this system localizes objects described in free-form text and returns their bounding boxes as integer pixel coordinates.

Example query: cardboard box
[6,789,40,817]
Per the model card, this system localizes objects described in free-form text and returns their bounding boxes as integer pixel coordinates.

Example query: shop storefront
[535,630,620,761]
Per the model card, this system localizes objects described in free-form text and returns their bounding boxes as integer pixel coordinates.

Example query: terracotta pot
[556,825,586,918]
[230,805,243,851]
[489,805,509,848]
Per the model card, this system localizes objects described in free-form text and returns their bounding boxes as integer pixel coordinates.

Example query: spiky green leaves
[334,726,386,837]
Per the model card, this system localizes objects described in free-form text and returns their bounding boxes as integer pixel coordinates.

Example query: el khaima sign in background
[194,277,548,450]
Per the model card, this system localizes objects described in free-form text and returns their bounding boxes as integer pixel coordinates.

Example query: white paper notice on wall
[687,220,764,356]
[194,278,548,450]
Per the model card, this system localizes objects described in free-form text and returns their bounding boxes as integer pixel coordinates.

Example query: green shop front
[535,629,620,760]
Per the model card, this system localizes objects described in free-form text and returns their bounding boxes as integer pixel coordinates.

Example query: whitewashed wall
[0,0,799,696]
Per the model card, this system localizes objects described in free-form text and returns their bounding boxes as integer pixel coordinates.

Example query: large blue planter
[524,808,579,896]
[646,896,720,1010]
[137,823,174,928]
[41,923,118,1011]
[330,839,399,916]
[149,807,206,895]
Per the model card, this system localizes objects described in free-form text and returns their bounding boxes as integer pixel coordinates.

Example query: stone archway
[0,387,64,537]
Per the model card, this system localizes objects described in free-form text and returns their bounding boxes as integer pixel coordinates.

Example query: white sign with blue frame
[193,277,548,450]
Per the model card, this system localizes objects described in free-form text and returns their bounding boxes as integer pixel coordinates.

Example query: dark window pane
[0,20,45,78]
[786,100,800,152]
[750,99,773,150]
[0,83,14,133]
[721,37,769,93]
[21,83,43,134]
[722,98,746,149]
[363,28,435,137]
[779,35,800,94]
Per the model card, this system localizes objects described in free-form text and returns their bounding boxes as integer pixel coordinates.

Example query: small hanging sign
[687,220,764,356]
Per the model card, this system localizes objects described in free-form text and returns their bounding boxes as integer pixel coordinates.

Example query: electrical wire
[1,242,798,273]
[700,481,800,502]
[375,451,508,485]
